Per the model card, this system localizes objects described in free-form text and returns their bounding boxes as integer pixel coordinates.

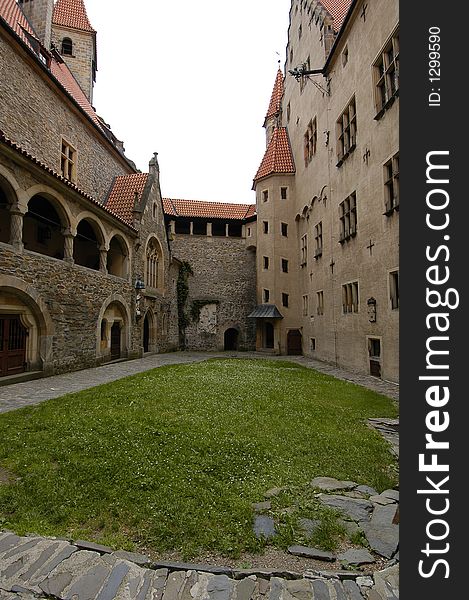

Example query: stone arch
[143,307,157,353]
[0,275,54,376]
[107,233,130,278]
[74,213,106,271]
[144,235,165,292]
[319,185,328,202]
[224,326,240,351]
[23,188,72,260]
[96,294,131,362]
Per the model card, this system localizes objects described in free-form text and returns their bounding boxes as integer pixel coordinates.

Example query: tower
[19,0,54,49]
[51,0,97,103]
[263,68,284,146]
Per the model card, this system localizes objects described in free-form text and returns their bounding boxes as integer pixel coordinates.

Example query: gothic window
[300,234,307,266]
[146,238,162,289]
[314,222,323,258]
[61,37,73,56]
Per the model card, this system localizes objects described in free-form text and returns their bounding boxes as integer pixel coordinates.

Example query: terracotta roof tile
[265,68,284,121]
[52,0,95,32]
[163,199,256,221]
[318,0,353,32]
[0,129,135,230]
[0,0,39,51]
[253,127,295,185]
[106,173,149,226]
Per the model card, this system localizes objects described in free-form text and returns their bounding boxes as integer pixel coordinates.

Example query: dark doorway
[368,338,382,378]
[287,329,303,355]
[264,322,274,349]
[110,322,121,360]
[224,328,239,351]
[0,315,27,377]
[143,314,150,353]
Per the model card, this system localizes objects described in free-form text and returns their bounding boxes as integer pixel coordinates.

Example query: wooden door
[110,322,121,360]
[0,315,27,377]
[287,329,303,355]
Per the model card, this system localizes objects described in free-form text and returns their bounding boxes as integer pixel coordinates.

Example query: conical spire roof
[264,68,284,123]
[52,0,95,32]
[253,127,295,187]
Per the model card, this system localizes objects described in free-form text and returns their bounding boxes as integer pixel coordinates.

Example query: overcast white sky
[86,1,292,204]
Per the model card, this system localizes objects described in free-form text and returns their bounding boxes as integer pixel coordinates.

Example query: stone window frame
[304,117,317,166]
[336,96,357,166]
[374,28,400,120]
[302,294,308,316]
[281,258,289,273]
[389,269,399,310]
[384,152,399,215]
[263,256,270,270]
[314,221,323,258]
[339,192,357,243]
[263,289,270,303]
[342,281,359,314]
[281,222,288,237]
[263,221,269,234]
[60,138,77,183]
[262,190,269,203]
[145,237,163,291]
[300,234,307,267]
[61,37,74,56]
[282,292,289,308]
[316,290,324,316]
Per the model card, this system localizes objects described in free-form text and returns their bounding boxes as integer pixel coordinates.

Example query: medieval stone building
[251,0,399,381]
[1,0,398,385]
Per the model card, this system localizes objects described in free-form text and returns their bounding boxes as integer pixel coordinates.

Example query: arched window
[107,235,128,278]
[145,238,162,289]
[23,195,65,259]
[74,219,101,270]
[61,38,73,56]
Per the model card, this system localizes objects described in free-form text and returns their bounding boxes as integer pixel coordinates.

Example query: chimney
[20,0,54,49]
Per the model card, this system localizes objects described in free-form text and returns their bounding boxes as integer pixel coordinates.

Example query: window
[314,222,323,258]
[263,221,269,234]
[290,48,294,64]
[281,258,289,273]
[342,281,359,313]
[281,222,288,237]
[337,97,357,164]
[152,202,157,219]
[60,139,76,182]
[263,256,270,270]
[342,45,349,67]
[282,293,289,308]
[384,153,399,214]
[304,118,317,165]
[374,30,399,117]
[339,192,357,242]
[302,295,308,316]
[281,187,288,200]
[247,227,251,237]
[310,338,316,351]
[317,291,324,315]
[61,37,73,56]
[300,234,307,266]
[262,190,269,203]
[390,270,399,309]
[298,24,302,40]
[286,102,291,123]
[146,239,161,289]
[263,289,270,303]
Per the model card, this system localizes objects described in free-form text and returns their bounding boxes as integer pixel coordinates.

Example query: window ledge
[384,204,399,216]
[336,143,356,167]
[374,90,399,120]
[339,232,357,244]
[314,250,323,259]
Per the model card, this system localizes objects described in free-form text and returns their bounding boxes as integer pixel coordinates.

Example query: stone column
[99,246,108,274]
[63,228,75,263]
[207,223,212,237]
[225,223,229,237]
[190,221,194,235]
[170,220,176,235]
[9,205,24,251]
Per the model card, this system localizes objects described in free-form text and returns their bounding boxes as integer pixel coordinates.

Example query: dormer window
[61,38,73,56]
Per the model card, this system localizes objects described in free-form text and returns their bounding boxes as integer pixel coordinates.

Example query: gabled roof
[0,129,136,230]
[162,199,256,221]
[52,0,95,33]
[318,0,353,33]
[106,173,149,226]
[265,68,284,122]
[253,127,295,186]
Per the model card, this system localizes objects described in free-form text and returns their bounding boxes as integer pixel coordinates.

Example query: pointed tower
[19,0,54,48]
[263,68,284,146]
[51,0,97,103]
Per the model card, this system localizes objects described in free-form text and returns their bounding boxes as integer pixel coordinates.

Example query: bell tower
[19,0,54,49]
[51,0,97,103]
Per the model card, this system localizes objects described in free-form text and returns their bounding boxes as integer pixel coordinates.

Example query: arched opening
[107,235,128,277]
[264,322,274,349]
[224,328,239,351]
[23,195,65,259]
[0,183,12,244]
[74,219,101,270]
[61,37,73,55]
[287,329,303,355]
[110,322,121,360]
[145,237,163,290]
[98,301,128,362]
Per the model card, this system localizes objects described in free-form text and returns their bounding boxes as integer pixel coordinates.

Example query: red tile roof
[253,127,295,185]
[52,0,95,32]
[0,0,39,51]
[106,174,149,226]
[318,0,353,32]
[0,129,136,230]
[163,198,256,221]
[265,68,284,121]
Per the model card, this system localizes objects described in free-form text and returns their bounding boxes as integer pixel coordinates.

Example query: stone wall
[170,234,257,352]
[0,31,132,202]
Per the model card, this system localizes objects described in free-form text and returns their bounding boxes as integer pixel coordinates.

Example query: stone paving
[0,352,399,414]
[0,531,399,600]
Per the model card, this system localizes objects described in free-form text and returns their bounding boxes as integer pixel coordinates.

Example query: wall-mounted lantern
[135,278,145,319]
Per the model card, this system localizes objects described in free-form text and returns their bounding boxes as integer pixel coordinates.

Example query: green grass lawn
[0,359,398,558]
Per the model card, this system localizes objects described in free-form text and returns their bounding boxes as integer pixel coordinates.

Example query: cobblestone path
[0,352,398,414]
[0,532,398,600]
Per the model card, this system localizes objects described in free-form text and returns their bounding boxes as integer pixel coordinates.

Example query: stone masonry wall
[0,32,132,202]
[170,233,257,351]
